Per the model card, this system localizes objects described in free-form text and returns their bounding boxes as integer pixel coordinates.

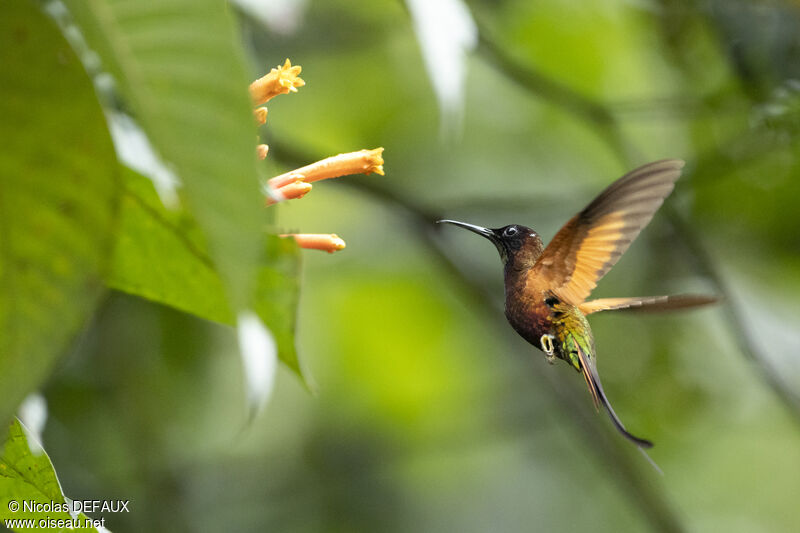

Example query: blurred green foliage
[2,0,800,532]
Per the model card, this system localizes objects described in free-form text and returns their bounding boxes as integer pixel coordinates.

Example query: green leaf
[0,419,100,530]
[0,1,120,428]
[111,168,229,323]
[109,168,305,379]
[64,0,265,312]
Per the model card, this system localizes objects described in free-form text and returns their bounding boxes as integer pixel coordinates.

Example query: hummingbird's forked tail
[575,345,654,449]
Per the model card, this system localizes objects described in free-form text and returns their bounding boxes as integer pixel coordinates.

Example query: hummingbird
[438,159,715,450]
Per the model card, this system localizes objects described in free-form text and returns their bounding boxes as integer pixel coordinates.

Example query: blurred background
[35,0,800,531]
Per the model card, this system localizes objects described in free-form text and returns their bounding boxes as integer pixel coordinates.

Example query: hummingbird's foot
[540,334,557,364]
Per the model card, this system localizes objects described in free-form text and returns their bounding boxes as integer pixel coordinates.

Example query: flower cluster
[250,59,384,252]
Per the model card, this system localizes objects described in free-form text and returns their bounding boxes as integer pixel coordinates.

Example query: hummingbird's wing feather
[574,342,654,448]
[578,294,717,315]
[532,159,685,305]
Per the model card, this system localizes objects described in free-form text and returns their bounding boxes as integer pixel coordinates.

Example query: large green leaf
[64,0,265,312]
[0,1,120,428]
[0,419,99,530]
[109,168,305,379]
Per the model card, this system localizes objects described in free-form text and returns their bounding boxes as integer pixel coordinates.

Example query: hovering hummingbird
[439,159,715,449]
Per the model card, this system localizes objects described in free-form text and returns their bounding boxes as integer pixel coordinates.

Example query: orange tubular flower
[257,144,269,160]
[268,148,385,189]
[253,107,268,125]
[281,233,346,253]
[265,181,313,206]
[249,59,305,106]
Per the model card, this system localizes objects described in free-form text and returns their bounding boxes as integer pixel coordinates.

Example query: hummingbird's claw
[540,334,557,364]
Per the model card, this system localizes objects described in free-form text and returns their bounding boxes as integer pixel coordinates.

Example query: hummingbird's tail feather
[575,345,654,449]
[638,447,664,476]
[578,294,718,315]
[580,361,602,411]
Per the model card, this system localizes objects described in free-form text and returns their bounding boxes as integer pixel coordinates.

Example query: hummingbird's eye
[504,226,518,238]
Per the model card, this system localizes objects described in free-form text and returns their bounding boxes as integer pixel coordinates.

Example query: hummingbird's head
[437,220,544,270]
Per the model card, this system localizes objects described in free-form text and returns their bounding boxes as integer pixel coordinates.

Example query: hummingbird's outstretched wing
[578,294,717,315]
[574,342,654,449]
[532,159,685,306]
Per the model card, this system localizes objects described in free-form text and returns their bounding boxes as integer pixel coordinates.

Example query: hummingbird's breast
[503,271,594,372]
[504,286,553,348]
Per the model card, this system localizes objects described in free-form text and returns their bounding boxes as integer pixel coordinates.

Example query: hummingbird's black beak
[437,219,497,242]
